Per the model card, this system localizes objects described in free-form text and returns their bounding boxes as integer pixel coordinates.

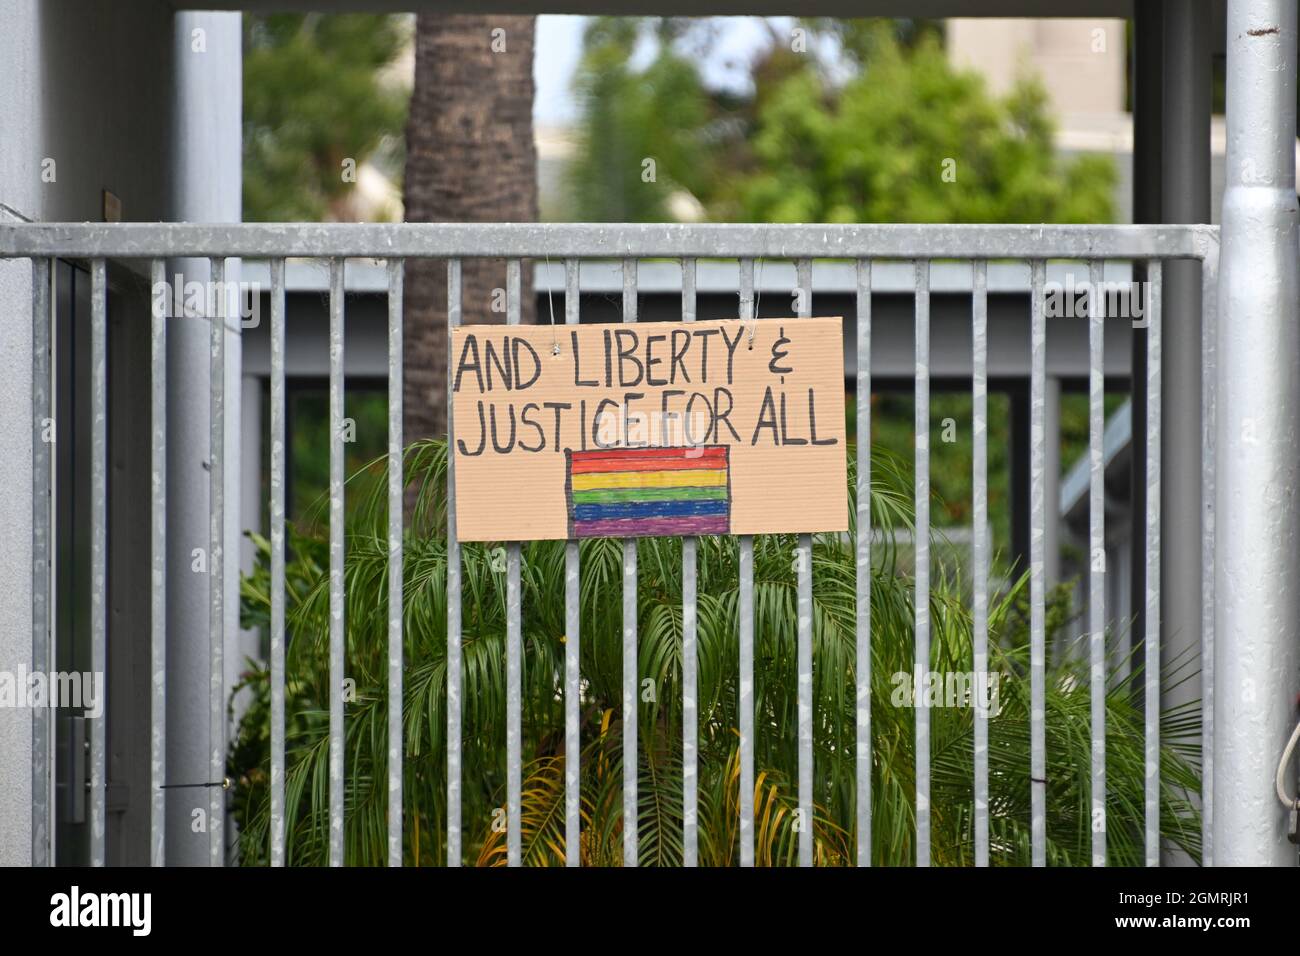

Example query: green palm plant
[232,440,1201,866]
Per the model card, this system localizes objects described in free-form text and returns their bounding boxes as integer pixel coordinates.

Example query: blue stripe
[572,498,730,522]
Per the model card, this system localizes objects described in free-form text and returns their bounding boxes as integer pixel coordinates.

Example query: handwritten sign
[450,318,847,541]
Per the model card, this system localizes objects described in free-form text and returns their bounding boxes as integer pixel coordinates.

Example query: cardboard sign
[450,317,848,541]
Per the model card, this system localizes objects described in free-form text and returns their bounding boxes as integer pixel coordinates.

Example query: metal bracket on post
[1277,718,1300,844]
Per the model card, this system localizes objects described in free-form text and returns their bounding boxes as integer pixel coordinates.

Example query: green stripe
[571,485,728,505]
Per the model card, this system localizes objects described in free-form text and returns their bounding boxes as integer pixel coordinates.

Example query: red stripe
[571,456,729,475]
[570,446,726,465]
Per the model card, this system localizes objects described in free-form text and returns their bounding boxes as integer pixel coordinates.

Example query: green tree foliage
[243,14,409,221]
[232,442,1201,866]
[569,19,1115,225]
[568,18,723,222]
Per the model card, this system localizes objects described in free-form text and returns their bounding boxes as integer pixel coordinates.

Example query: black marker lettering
[592,398,620,448]
[685,391,715,444]
[573,331,598,387]
[458,401,487,456]
[513,338,541,390]
[645,335,668,386]
[452,334,484,393]
[483,338,514,391]
[489,404,516,452]
[750,386,778,446]
[720,325,744,384]
[603,328,613,388]
[543,401,571,452]
[614,328,643,387]
[670,329,692,385]
[713,387,741,442]
[694,328,717,383]
[779,389,807,445]
[623,392,646,447]
[518,403,546,452]
[809,388,837,445]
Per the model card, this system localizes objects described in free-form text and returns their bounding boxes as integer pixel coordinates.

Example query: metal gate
[1,221,1220,867]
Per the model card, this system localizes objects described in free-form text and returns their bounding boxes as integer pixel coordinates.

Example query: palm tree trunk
[403,14,538,445]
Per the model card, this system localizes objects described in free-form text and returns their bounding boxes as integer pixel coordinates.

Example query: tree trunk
[403,14,538,446]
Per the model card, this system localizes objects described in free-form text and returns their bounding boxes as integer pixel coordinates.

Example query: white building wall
[0,0,178,866]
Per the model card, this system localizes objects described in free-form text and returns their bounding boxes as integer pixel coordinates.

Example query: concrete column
[1214,0,1300,866]
[168,10,242,866]
[1159,0,1211,866]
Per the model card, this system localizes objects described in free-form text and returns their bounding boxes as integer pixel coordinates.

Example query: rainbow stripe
[566,446,731,538]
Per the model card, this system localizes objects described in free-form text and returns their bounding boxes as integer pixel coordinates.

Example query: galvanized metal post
[1215,0,1300,867]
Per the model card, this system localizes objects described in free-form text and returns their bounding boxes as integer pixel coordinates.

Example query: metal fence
[1,221,1220,867]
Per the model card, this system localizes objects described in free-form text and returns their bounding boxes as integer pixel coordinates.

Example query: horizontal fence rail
[0,222,1218,260]
[4,222,1217,868]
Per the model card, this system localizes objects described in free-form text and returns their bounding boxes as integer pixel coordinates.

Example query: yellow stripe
[571,469,728,491]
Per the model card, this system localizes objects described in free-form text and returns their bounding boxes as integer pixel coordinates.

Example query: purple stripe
[573,515,730,538]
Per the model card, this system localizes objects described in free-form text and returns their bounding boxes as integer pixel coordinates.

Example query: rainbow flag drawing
[565,446,731,538]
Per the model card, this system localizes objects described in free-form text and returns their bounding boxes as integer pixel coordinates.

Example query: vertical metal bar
[563,257,581,867]
[446,258,463,867]
[1029,259,1047,867]
[32,257,52,867]
[1129,2,1158,795]
[1086,260,1107,868]
[1199,244,1218,866]
[795,257,814,868]
[207,256,225,868]
[269,258,286,867]
[328,257,345,867]
[855,258,873,868]
[622,257,638,867]
[796,258,812,311]
[1088,259,1107,866]
[149,258,167,867]
[913,258,931,868]
[1144,259,1162,866]
[387,259,404,867]
[506,540,522,867]
[90,258,107,868]
[737,258,755,867]
[505,258,523,868]
[971,259,989,868]
[681,256,698,868]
